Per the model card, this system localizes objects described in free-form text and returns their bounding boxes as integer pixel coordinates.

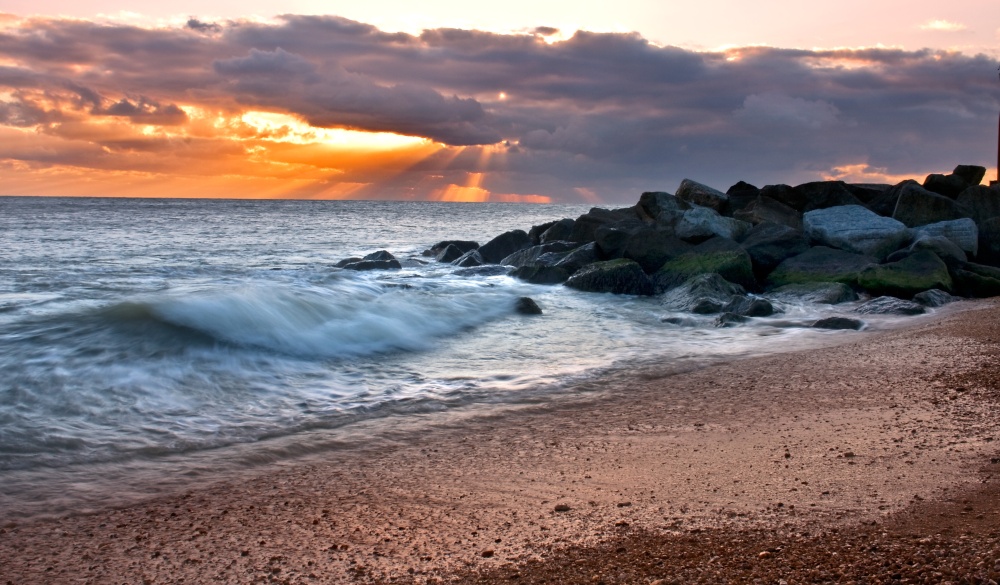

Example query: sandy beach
[3,299,1000,584]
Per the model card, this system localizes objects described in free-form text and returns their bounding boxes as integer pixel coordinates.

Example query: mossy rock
[857,250,952,298]
[564,259,654,296]
[766,246,876,288]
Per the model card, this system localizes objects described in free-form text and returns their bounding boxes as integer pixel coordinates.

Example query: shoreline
[3,299,1000,583]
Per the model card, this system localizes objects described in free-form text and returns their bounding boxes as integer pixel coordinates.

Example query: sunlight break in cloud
[919,19,968,32]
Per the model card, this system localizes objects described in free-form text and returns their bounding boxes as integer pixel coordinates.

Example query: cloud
[919,20,968,32]
[0,14,996,201]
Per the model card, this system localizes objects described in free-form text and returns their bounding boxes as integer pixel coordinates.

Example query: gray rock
[453,249,484,267]
[527,220,558,244]
[363,250,396,262]
[892,181,971,227]
[553,243,600,274]
[952,165,987,186]
[454,265,511,277]
[722,295,777,317]
[812,316,866,330]
[435,244,466,263]
[923,173,971,199]
[952,266,1000,298]
[564,259,654,295]
[675,206,753,243]
[913,218,978,256]
[661,273,745,314]
[793,181,864,212]
[594,226,634,259]
[726,181,761,215]
[978,217,1000,266]
[768,282,858,305]
[500,241,579,268]
[511,265,571,285]
[760,184,804,212]
[479,230,533,264]
[857,250,952,298]
[675,179,729,212]
[847,183,892,204]
[514,297,543,315]
[803,205,910,260]
[913,289,958,307]
[653,237,755,292]
[733,196,803,230]
[334,257,363,268]
[342,259,402,271]
[540,218,575,243]
[739,222,810,280]
[623,228,691,273]
[767,246,877,288]
[714,312,750,328]
[424,240,478,257]
[886,235,967,269]
[855,296,926,315]
[637,192,691,223]
[956,185,1000,225]
[569,207,644,243]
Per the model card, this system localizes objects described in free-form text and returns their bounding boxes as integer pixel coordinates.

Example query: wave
[101,279,519,359]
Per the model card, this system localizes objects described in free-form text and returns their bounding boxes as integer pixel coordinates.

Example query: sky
[0,1,998,202]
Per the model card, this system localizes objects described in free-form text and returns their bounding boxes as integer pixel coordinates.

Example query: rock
[675,178,729,212]
[454,265,511,277]
[539,218,575,243]
[760,184,805,212]
[527,220,558,244]
[423,240,479,257]
[453,249,484,267]
[846,183,892,204]
[569,207,644,243]
[866,180,913,217]
[514,297,543,315]
[722,295,777,317]
[727,181,759,196]
[855,296,926,315]
[715,312,750,327]
[956,185,1000,225]
[363,250,396,262]
[637,192,691,223]
[977,217,1000,266]
[892,181,971,227]
[661,273,745,314]
[793,181,864,212]
[803,205,910,260]
[767,282,858,305]
[923,173,971,199]
[766,246,877,288]
[564,259,654,295]
[594,226,634,259]
[553,243,600,274]
[435,244,466,263]
[953,164,987,186]
[342,259,402,271]
[553,504,571,512]
[733,196,803,230]
[812,317,866,330]
[913,289,958,307]
[725,181,760,214]
[511,265,571,285]
[911,218,978,256]
[478,230,533,263]
[857,250,952,297]
[500,241,578,268]
[480,549,495,558]
[334,257,363,268]
[653,237,755,292]
[951,262,1000,298]
[675,206,752,243]
[886,235,967,269]
[739,222,810,280]
[622,228,691,273]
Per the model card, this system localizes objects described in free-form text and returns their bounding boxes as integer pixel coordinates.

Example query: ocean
[0,196,931,521]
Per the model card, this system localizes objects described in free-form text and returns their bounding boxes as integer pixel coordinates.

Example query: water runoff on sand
[0,196,937,520]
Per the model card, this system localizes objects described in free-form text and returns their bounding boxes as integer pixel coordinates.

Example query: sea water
[0,196,933,520]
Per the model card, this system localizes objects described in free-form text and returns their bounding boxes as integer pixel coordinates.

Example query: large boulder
[500,241,578,268]
[478,230,533,263]
[892,182,971,227]
[760,184,806,212]
[511,265,571,285]
[923,173,971,199]
[912,218,978,256]
[652,238,755,292]
[423,240,478,257]
[952,165,987,186]
[766,246,877,288]
[435,244,467,263]
[569,207,644,244]
[363,250,396,262]
[675,179,729,212]
[793,181,864,212]
[527,220,558,244]
[661,273,745,314]
[552,242,600,274]
[767,282,858,305]
[847,183,892,204]
[623,228,691,273]
[564,259,654,295]
[452,249,484,267]
[594,226,635,259]
[855,296,926,316]
[334,256,362,268]
[952,264,1000,298]
[913,289,958,308]
[739,222,810,280]
[725,181,760,214]
[675,207,753,243]
[886,235,967,269]
[733,196,803,230]
[956,185,1000,225]
[857,250,952,298]
[539,218,575,243]
[637,192,691,223]
[978,217,1000,266]
[803,205,910,260]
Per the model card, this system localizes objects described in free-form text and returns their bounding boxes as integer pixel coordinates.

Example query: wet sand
[2,299,1000,584]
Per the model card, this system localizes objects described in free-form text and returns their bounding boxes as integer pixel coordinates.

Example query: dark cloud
[0,14,997,201]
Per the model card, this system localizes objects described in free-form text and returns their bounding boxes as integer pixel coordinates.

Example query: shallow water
[0,196,939,521]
